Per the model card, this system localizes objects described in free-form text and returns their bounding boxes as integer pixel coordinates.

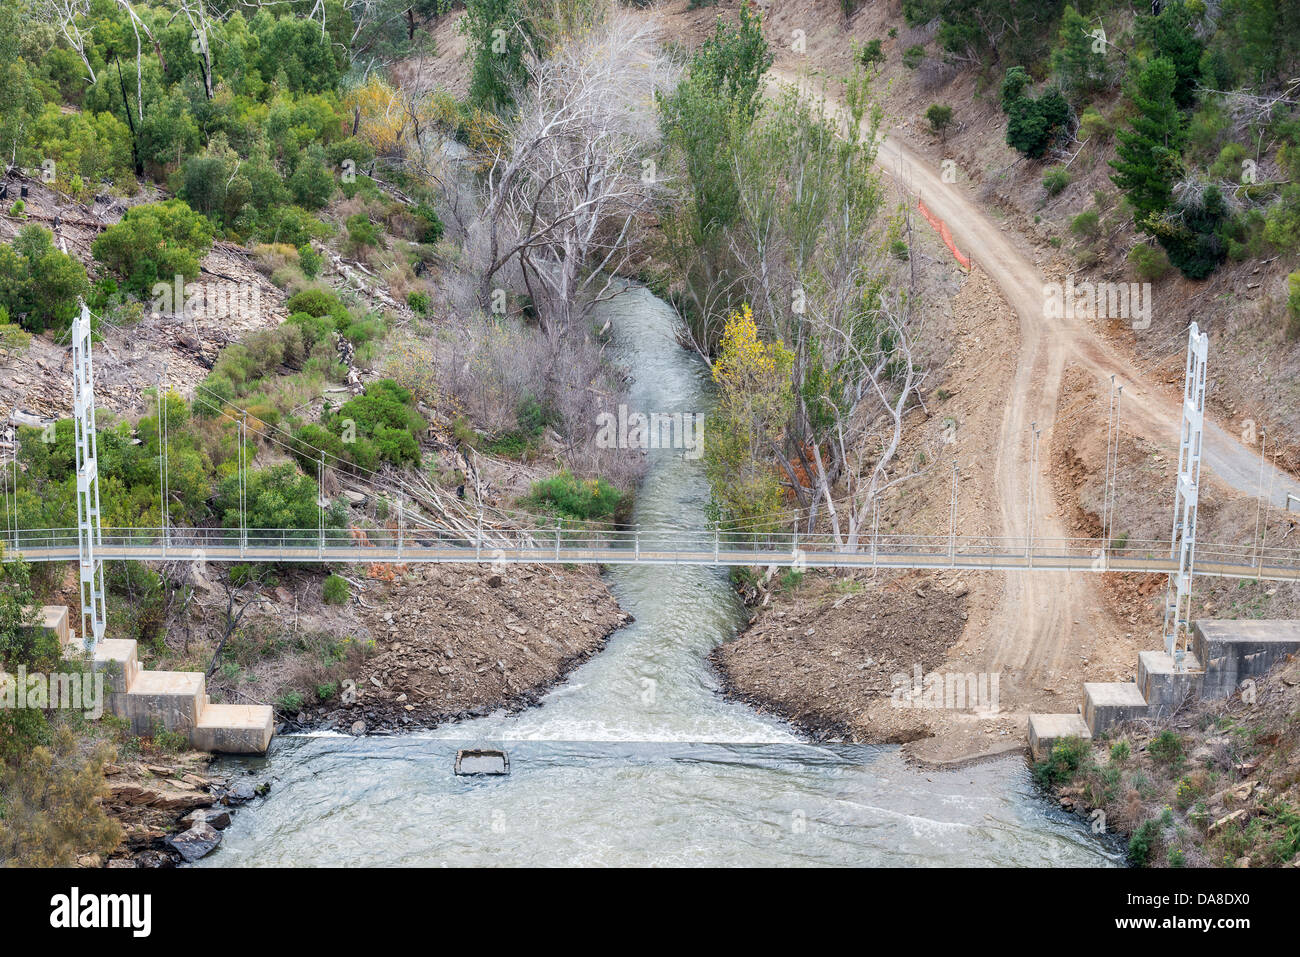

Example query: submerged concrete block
[1028,713,1091,762]
[1193,620,1300,699]
[1137,650,1203,718]
[192,703,274,754]
[1083,682,1148,735]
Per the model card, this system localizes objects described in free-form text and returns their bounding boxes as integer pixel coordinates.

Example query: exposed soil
[711,571,970,743]
[194,560,630,735]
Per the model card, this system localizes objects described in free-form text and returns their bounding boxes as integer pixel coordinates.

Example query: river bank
[299,563,631,735]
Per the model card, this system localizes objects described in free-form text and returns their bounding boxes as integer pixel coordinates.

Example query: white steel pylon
[1162,322,1209,670]
[72,304,106,649]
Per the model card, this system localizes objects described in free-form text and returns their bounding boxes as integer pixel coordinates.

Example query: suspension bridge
[2,309,1298,671]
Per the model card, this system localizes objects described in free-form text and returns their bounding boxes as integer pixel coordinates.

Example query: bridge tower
[1161,322,1209,670]
[71,305,106,649]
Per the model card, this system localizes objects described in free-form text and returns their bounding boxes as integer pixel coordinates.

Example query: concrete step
[1193,620,1300,698]
[89,638,139,693]
[120,669,205,736]
[1082,682,1148,735]
[1137,650,1203,717]
[1028,713,1091,762]
[193,703,274,754]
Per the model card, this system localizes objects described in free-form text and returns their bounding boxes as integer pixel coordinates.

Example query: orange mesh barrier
[918,199,971,271]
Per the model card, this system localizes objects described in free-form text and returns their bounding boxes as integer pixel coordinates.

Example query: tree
[1051,5,1107,100]
[0,4,40,171]
[1137,1,1204,110]
[0,226,89,332]
[91,199,215,294]
[704,305,794,530]
[473,8,670,340]
[218,463,334,531]
[1001,67,1070,159]
[462,0,542,113]
[1110,58,1184,231]
[657,2,773,350]
[926,103,954,140]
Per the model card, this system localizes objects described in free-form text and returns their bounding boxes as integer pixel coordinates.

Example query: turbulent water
[201,285,1119,867]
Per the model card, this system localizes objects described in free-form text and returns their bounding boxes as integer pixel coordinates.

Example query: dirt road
[768,66,1300,760]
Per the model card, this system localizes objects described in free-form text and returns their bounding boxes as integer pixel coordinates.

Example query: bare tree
[469,10,676,341]
[36,0,98,84]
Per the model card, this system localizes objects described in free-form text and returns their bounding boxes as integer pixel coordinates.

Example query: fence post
[635,524,641,562]
[555,518,561,561]
[714,524,719,565]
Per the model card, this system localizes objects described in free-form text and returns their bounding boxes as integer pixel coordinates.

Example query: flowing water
[201,286,1119,867]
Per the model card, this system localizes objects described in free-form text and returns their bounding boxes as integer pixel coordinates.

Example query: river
[200,285,1119,867]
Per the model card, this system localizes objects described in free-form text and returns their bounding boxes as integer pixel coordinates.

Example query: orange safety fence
[917,199,971,271]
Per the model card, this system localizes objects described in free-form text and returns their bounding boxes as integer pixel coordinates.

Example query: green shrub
[411,203,445,244]
[276,690,305,712]
[345,213,381,250]
[1032,735,1091,787]
[1070,210,1101,240]
[91,199,214,295]
[298,243,324,278]
[1128,818,1160,866]
[0,226,88,331]
[1042,166,1071,196]
[322,574,349,605]
[1287,271,1300,340]
[1110,740,1131,763]
[407,290,431,314]
[524,471,623,521]
[902,45,925,69]
[925,103,954,137]
[1127,243,1170,281]
[1078,106,1111,141]
[1149,730,1184,765]
[858,39,885,69]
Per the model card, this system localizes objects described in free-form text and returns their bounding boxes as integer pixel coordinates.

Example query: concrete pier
[39,606,274,754]
[1192,620,1300,699]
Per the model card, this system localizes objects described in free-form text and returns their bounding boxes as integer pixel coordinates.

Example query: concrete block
[1083,682,1148,735]
[89,639,138,694]
[119,670,205,736]
[1028,713,1091,762]
[192,704,274,754]
[1137,650,1203,718]
[20,605,69,646]
[1193,620,1300,699]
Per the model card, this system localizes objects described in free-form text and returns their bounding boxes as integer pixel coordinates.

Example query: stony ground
[251,562,632,734]
[99,751,269,868]
[712,571,973,743]
[1047,652,1300,868]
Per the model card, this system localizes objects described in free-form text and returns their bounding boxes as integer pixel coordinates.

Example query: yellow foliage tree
[705,305,794,531]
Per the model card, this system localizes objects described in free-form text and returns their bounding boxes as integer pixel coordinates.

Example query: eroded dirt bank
[280,563,632,735]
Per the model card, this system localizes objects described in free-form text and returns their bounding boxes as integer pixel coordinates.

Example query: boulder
[168,822,221,863]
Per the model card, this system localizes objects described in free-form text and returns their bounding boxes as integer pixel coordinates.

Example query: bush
[1078,106,1111,142]
[902,45,925,69]
[1149,730,1184,765]
[1042,166,1071,196]
[322,574,349,605]
[925,103,954,137]
[407,290,431,314]
[345,213,382,251]
[1286,271,1300,340]
[1002,67,1070,159]
[1070,210,1101,240]
[411,203,445,244]
[91,199,214,295]
[1127,243,1170,281]
[0,226,89,331]
[1032,735,1091,787]
[1128,818,1161,866]
[298,243,324,278]
[858,39,885,69]
[524,471,623,521]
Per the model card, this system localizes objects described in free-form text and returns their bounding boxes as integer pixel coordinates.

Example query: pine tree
[1051,5,1107,100]
[1110,58,1184,230]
